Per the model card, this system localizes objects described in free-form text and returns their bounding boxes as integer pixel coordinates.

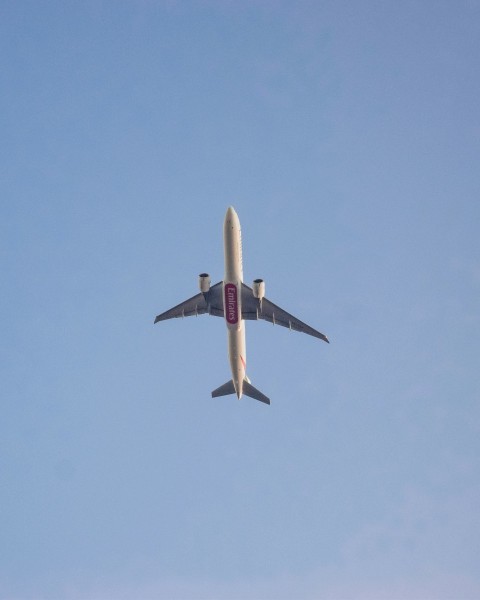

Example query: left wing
[241,283,329,342]
[154,281,224,323]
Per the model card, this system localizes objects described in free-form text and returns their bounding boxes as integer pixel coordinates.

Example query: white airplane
[154,206,329,405]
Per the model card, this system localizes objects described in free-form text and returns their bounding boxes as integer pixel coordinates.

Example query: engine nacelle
[199,273,211,293]
[252,278,265,300]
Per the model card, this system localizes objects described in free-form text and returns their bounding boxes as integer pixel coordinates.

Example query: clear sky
[1,1,479,598]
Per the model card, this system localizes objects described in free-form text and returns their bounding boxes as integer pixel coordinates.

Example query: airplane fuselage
[223,206,246,398]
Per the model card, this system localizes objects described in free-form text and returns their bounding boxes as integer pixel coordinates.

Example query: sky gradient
[1,1,479,598]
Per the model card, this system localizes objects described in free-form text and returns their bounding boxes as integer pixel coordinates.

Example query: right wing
[241,283,329,342]
[154,281,224,323]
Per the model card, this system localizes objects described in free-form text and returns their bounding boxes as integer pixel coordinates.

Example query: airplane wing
[154,281,224,323]
[241,283,329,342]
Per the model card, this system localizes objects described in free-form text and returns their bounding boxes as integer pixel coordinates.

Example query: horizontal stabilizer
[211,380,236,398]
[243,380,270,405]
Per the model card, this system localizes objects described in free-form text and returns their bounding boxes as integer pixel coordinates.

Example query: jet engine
[252,278,265,300]
[199,273,211,293]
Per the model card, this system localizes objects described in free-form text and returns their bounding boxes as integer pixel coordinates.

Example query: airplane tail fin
[211,379,270,405]
[243,380,271,405]
[211,380,236,398]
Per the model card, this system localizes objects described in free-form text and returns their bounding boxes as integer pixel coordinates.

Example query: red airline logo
[224,283,238,324]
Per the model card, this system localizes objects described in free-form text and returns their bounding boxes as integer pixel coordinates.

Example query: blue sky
[1,1,479,598]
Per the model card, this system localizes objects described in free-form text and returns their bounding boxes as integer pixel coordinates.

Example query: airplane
[154,206,329,405]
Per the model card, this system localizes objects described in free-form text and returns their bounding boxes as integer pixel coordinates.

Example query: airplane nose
[225,206,239,229]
